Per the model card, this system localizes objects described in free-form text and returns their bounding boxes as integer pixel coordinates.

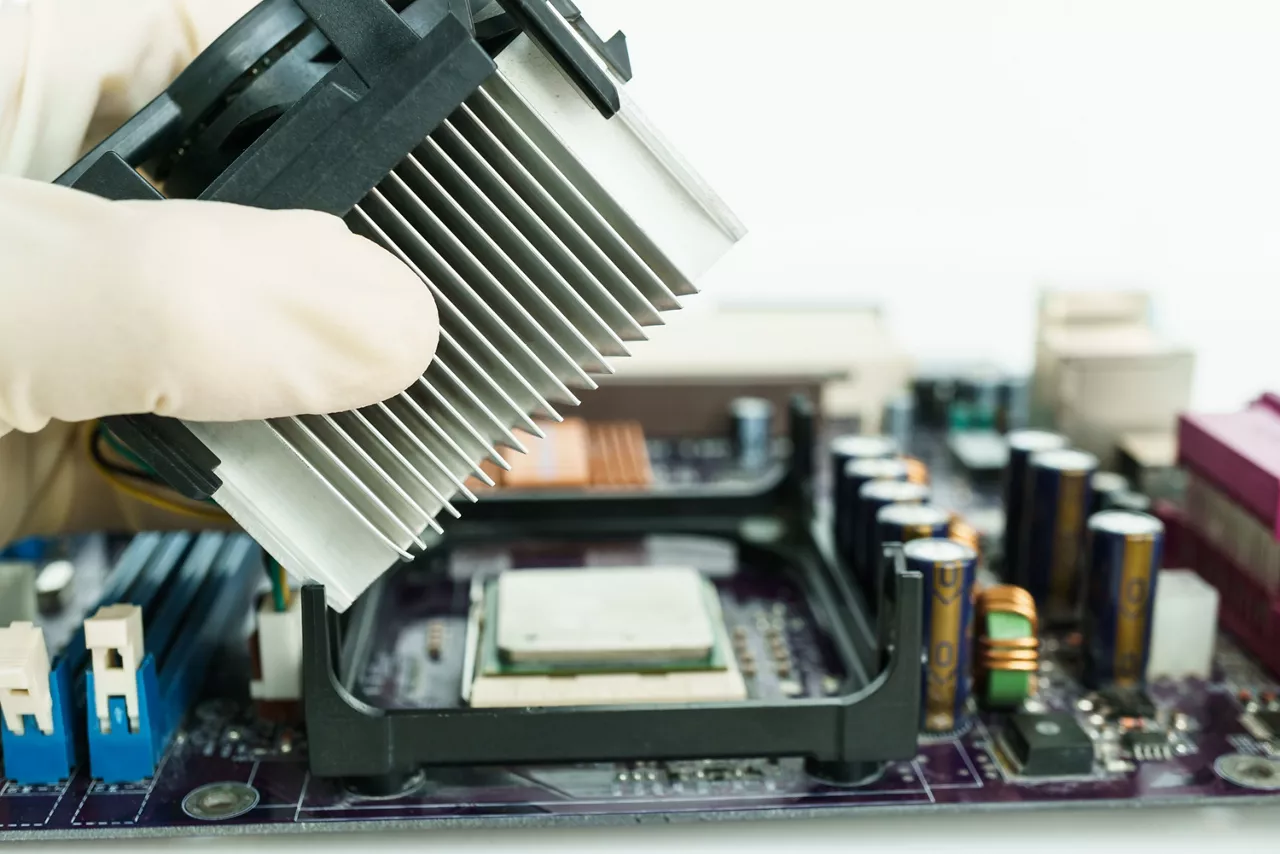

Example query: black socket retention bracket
[52,0,628,500]
[300,398,927,789]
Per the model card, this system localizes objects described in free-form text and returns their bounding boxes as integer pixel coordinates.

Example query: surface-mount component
[1146,569,1219,681]
[1097,686,1157,720]
[1246,709,1280,741]
[1123,729,1173,762]
[1002,712,1095,777]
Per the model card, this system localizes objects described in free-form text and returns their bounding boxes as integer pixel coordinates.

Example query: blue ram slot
[87,534,259,783]
[0,534,179,785]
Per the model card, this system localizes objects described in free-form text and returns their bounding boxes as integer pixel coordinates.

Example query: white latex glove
[0,0,439,539]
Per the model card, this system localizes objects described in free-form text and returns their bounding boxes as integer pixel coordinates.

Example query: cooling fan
[59,0,744,610]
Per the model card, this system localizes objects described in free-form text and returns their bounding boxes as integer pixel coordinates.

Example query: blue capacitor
[1089,471,1130,517]
[855,479,929,593]
[1083,510,1164,689]
[1022,448,1097,621]
[834,457,908,571]
[876,503,953,555]
[1002,430,1067,583]
[830,434,898,496]
[903,538,978,734]
[873,503,953,611]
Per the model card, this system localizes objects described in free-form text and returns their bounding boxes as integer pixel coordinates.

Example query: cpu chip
[469,567,747,708]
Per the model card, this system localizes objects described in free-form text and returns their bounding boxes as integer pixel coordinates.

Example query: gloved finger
[0,0,260,181]
[0,176,439,434]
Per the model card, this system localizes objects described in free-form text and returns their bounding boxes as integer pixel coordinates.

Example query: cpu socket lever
[300,399,928,791]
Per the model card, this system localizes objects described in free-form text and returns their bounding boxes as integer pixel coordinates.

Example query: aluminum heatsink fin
[184,33,745,612]
[457,90,681,316]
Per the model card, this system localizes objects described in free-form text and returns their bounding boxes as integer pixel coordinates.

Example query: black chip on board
[1253,710,1280,740]
[1099,686,1157,720]
[1003,713,1095,777]
[1122,730,1169,749]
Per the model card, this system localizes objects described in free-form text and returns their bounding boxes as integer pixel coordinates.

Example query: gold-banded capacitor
[975,585,1039,708]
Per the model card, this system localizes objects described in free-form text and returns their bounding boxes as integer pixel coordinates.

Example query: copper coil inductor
[975,584,1040,707]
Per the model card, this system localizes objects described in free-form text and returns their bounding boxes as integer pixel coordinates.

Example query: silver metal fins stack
[184,34,745,611]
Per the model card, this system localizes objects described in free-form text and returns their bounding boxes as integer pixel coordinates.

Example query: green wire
[98,423,221,506]
[101,426,151,472]
[265,556,288,613]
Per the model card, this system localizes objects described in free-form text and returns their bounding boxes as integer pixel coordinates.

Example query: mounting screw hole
[182,782,260,821]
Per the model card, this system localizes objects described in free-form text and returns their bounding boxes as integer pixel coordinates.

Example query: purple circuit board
[4,432,1280,841]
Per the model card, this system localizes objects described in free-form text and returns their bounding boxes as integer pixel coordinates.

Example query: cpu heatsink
[60,1,744,610]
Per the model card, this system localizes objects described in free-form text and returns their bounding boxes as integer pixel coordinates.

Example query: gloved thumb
[0,176,439,435]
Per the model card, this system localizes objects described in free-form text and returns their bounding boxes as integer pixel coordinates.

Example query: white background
[588,0,1280,411]
[21,2,1280,851]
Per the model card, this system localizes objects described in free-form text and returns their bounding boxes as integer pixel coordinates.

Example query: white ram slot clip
[353,198,581,406]
[377,173,605,382]
[463,87,681,310]
[439,104,666,326]
[411,139,646,345]
[83,605,145,734]
[0,622,55,736]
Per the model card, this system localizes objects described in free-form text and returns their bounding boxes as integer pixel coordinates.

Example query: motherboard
[3,412,1280,841]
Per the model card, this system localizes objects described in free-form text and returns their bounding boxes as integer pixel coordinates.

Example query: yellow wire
[276,561,292,611]
[84,422,230,522]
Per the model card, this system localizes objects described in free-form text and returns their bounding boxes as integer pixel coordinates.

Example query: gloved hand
[0,0,439,541]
